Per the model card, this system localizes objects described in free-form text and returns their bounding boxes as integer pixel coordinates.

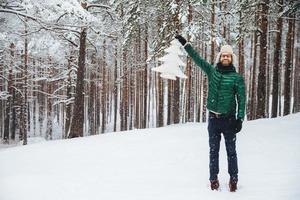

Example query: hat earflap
[214,51,238,69]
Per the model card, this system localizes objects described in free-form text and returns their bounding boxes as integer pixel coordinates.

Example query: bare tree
[271,0,283,118]
[283,14,294,116]
[256,0,269,119]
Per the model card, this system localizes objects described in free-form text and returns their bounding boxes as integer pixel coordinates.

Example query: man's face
[220,53,232,66]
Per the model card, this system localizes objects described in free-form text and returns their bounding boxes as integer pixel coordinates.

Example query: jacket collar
[216,62,236,74]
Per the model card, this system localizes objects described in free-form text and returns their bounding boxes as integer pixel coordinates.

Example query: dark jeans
[208,114,238,182]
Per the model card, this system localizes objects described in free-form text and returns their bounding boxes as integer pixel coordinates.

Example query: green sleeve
[236,76,246,120]
[184,43,213,76]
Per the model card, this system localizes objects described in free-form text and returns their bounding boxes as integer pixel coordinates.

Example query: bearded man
[175,35,246,192]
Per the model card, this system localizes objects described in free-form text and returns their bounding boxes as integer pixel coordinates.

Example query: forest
[0,0,299,144]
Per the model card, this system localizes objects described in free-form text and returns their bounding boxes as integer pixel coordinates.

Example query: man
[175,35,246,192]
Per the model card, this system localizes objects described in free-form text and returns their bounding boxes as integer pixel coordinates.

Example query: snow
[22,0,98,24]
[0,91,10,100]
[0,113,300,200]
[17,137,48,146]
[28,32,67,63]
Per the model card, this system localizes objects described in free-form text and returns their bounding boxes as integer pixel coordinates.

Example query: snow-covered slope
[1,114,300,200]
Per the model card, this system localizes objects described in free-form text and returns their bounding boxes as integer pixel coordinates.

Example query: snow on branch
[0,8,81,35]
[0,91,11,100]
[86,4,111,10]
[0,8,39,22]
[0,2,25,12]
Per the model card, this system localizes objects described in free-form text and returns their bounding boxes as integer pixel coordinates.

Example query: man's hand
[235,119,243,133]
[175,35,187,46]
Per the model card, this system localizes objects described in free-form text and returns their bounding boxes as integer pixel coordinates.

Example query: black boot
[210,179,220,190]
[229,178,237,192]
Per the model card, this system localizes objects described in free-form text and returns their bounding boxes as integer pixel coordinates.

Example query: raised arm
[175,35,213,76]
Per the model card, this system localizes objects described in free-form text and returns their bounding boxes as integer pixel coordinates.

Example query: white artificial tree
[152,39,187,80]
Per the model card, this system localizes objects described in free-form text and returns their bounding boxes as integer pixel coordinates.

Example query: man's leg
[208,118,221,181]
[223,130,238,182]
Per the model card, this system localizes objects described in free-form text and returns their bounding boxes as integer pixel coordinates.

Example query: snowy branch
[53,97,74,106]
[85,3,114,20]
[11,86,24,97]
[11,27,43,37]
[268,30,280,34]
[50,25,81,34]
[86,37,97,52]
[86,4,111,10]
[0,91,11,100]
[89,27,118,39]
[0,8,85,35]
[59,34,78,47]
[56,12,69,23]
[0,8,39,22]
[0,74,8,82]
[0,3,25,12]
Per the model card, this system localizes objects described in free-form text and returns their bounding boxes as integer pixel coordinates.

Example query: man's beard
[221,60,231,66]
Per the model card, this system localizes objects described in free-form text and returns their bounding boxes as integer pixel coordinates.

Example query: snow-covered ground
[1,114,300,200]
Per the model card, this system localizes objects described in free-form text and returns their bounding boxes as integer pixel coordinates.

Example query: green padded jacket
[184,43,246,120]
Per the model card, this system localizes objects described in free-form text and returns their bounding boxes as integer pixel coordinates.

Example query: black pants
[208,113,238,182]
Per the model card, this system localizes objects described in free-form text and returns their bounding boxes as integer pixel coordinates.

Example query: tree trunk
[101,41,107,133]
[143,24,148,128]
[256,0,269,119]
[202,43,209,122]
[252,18,259,120]
[96,68,101,134]
[185,2,193,122]
[238,9,245,77]
[3,43,15,143]
[64,55,74,138]
[173,0,181,124]
[32,59,37,137]
[202,0,215,122]
[21,23,29,145]
[121,51,128,131]
[11,87,16,140]
[46,77,53,140]
[167,80,173,125]
[129,66,134,130]
[293,22,300,113]
[0,50,3,139]
[158,74,164,127]
[113,47,118,132]
[134,34,140,129]
[283,15,294,116]
[88,53,96,135]
[69,28,87,138]
[271,0,283,118]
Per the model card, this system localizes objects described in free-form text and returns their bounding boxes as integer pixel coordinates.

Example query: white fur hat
[214,45,237,67]
[220,45,234,54]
